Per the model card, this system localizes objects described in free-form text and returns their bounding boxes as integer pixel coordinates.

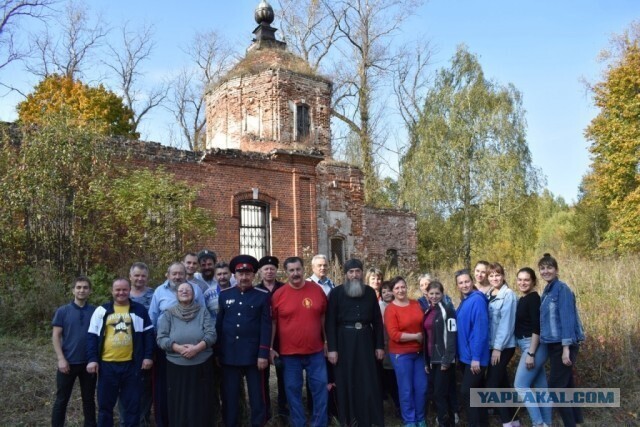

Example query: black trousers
[51,363,97,427]
[459,362,488,427]
[427,362,459,421]
[153,348,169,427]
[485,347,517,424]
[222,364,267,427]
[431,363,456,426]
[547,343,584,427]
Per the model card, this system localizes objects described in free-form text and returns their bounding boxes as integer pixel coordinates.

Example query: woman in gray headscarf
[157,282,216,426]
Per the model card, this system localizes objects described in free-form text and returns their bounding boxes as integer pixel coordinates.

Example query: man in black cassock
[325,259,386,426]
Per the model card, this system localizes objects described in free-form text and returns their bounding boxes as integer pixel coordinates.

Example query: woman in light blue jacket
[539,253,585,427]
[485,262,519,427]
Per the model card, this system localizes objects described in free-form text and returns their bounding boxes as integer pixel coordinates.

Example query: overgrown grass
[558,254,640,423]
[0,336,63,426]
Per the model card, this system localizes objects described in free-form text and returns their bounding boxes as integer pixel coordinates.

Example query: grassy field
[1,255,639,425]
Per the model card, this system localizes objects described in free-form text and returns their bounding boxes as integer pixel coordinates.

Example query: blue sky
[2,0,638,203]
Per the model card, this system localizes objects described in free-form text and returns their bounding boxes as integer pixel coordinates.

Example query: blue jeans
[514,338,552,425]
[118,369,152,426]
[390,352,428,424]
[281,351,328,427]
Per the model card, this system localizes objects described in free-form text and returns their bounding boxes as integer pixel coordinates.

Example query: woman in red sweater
[384,276,428,427]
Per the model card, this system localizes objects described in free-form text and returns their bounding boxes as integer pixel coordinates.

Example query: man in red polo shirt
[270,256,328,427]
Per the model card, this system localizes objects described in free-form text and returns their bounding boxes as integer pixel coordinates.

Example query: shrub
[0,264,67,337]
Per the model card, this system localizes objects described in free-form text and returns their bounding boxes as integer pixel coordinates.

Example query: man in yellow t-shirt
[102,302,133,361]
[87,278,154,427]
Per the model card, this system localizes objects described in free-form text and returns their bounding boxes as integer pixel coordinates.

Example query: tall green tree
[581,21,640,252]
[400,45,540,268]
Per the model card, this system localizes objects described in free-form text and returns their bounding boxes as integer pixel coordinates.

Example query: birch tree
[400,45,540,267]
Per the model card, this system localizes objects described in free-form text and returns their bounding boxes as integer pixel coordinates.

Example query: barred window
[239,201,270,259]
[296,104,310,140]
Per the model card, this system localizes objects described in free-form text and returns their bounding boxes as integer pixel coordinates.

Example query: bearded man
[325,258,385,426]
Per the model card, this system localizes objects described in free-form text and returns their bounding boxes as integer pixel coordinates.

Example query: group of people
[450,255,585,427]
[51,250,584,427]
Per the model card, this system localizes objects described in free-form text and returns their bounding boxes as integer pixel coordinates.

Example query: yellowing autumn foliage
[581,21,640,253]
[17,74,139,139]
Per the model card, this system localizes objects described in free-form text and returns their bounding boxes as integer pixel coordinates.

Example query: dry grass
[0,336,71,426]
[1,255,639,426]
[406,255,640,426]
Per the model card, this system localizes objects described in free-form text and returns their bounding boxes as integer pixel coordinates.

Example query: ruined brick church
[130,1,417,270]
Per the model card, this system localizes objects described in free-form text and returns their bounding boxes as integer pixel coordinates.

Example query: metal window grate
[239,202,270,259]
[296,104,310,139]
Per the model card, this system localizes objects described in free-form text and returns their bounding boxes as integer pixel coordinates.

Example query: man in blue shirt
[149,262,205,328]
[308,254,335,296]
[51,276,97,427]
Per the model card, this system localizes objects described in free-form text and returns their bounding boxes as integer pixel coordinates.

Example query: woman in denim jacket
[539,253,585,427]
[486,262,519,427]
[513,267,552,427]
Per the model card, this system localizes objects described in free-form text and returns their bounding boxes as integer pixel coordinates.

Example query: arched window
[330,237,345,265]
[296,104,310,140]
[239,201,270,259]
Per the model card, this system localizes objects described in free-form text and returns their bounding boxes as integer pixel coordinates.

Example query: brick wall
[362,206,418,272]
[206,47,332,158]
[114,138,417,272]
[117,139,323,263]
[315,160,365,261]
